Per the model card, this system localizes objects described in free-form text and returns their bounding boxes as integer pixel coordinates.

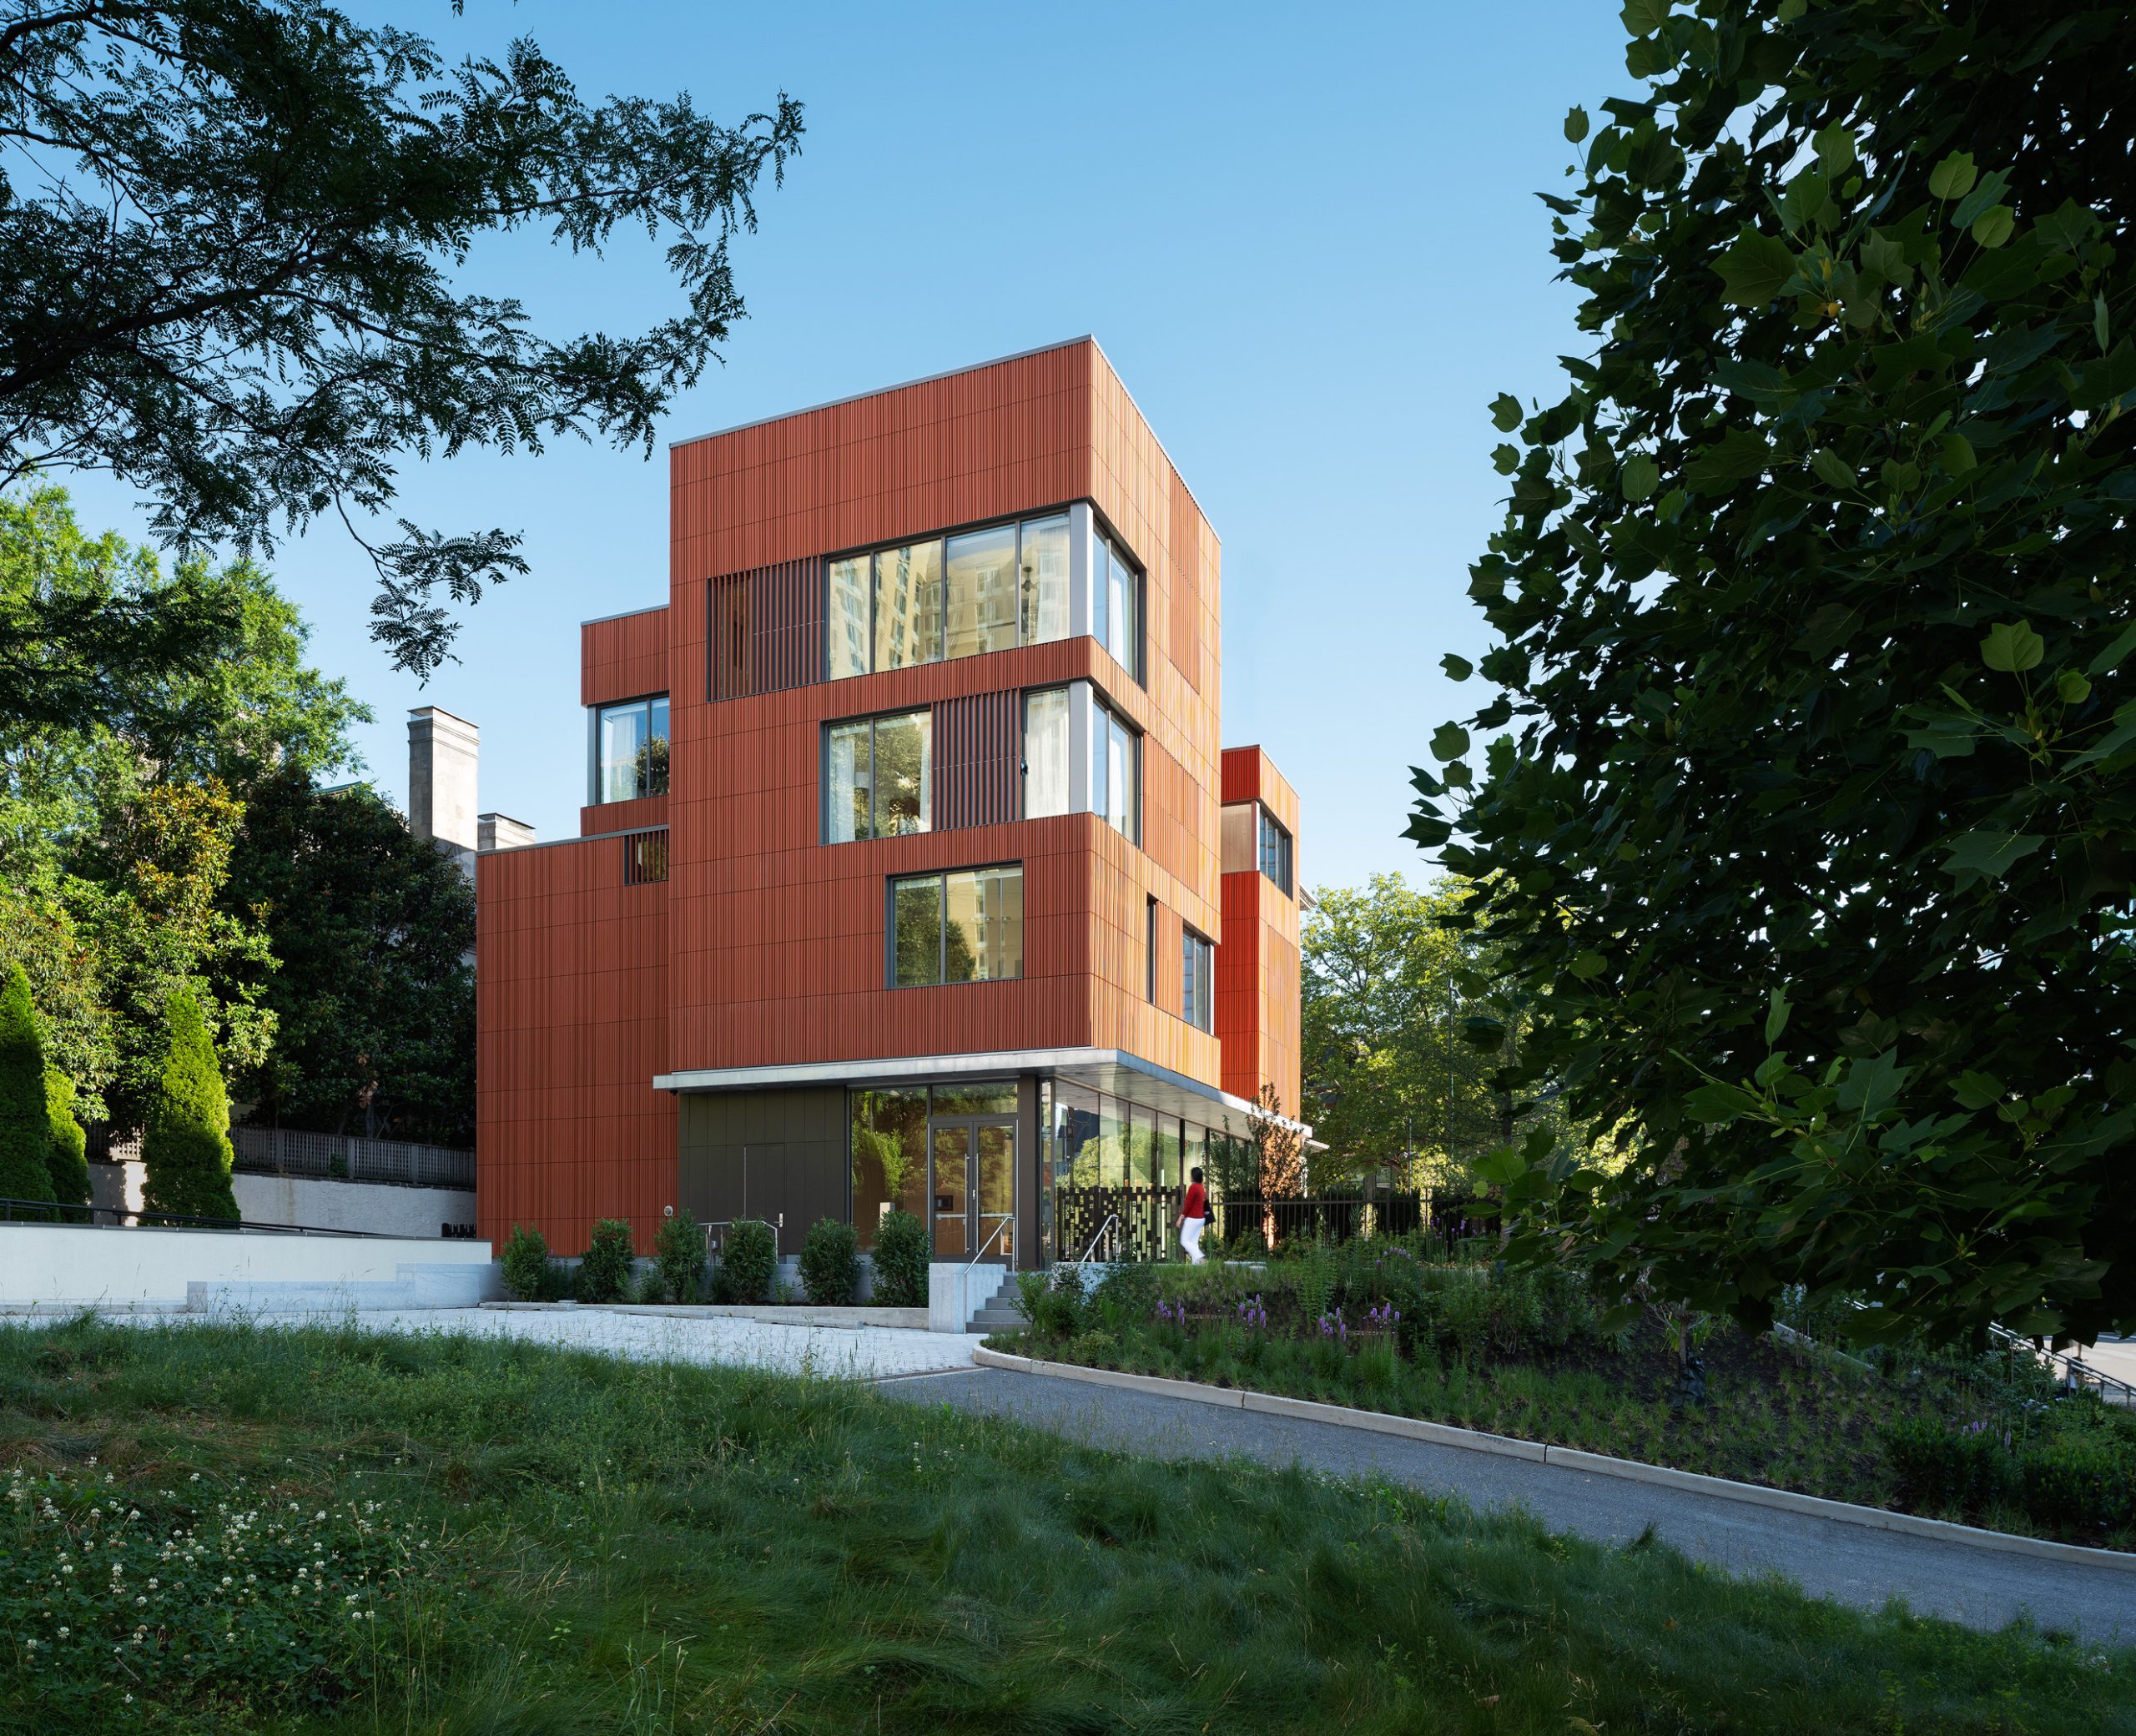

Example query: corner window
[827,513,1072,680]
[1258,808,1293,896]
[1181,927,1213,1033]
[1092,533,1142,684]
[1022,681,1140,842]
[891,865,1024,987]
[825,709,932,843]
[1091,695,1140,844]
[592,696,668,803]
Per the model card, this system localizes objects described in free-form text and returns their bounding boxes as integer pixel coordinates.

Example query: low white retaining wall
[0,1223,494,1309]
[90,1161,475,1240]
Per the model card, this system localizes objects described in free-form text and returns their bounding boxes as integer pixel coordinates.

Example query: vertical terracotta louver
[708,558,823,700]
[934,690,1020,830]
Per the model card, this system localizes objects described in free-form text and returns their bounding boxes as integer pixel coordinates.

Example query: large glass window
[592,696,669,803]
[890,864,1023,986]
[850,1088,928,1251]
[1258,808,1294,896]
[1092,534,1142,682]
[825,709,932,843]
[1091,696,1140,843]
[828,513,1077,680]
[1181,926,1214,1032]
[945,524,1019,661]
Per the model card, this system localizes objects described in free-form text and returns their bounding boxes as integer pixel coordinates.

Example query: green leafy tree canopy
[0,961,58,1205]
[0,1,802,678]
[1413,1,2135,1345]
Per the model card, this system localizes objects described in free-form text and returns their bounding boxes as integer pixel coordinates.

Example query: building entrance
[929,1118,1015,1263]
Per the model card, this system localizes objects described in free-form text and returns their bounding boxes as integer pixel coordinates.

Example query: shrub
[0,962,57,1207]
[43,1065,89,1213]
[2017,1430,2136,1533]
[576,1218,635,1303]
[141,988,239,1222]
[714,1218,778,1305]
[1879,1417,2014,1515]
[500,1225,552,1301]
[799,1217,859,1305]
[1014,1266,1087,1337]
[870,1208,929,1307]
[652,1208,704,1303]
[1091,1263,1161,1333]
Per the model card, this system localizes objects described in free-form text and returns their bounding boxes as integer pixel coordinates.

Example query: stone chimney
[407,707,480,863]
[479,813,537,853]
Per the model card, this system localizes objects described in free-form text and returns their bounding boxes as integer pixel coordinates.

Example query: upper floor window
[592,696,668,803]
[1093,532,1142,683]
[828,513,1072,681]
[825,709,932,843]
[1181,927,1214,1032]
[1258,808,1293,896]
[1023,682,1140,843]
[891,864,1024,986]
[1221,798,1294,897]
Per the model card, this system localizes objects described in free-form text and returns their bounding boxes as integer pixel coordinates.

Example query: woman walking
[1175,1166,1210,1265]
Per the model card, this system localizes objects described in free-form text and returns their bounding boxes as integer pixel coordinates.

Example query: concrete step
[187,1260,501,1314]
[968,1307,1025,1331]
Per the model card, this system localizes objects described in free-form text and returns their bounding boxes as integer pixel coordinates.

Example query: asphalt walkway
[881,1364,2136,1643]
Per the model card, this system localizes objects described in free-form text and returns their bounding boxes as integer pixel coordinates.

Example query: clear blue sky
[63,0,1628,893]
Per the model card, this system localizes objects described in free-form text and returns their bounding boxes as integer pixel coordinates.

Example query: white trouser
[1181,1217,1205,1264]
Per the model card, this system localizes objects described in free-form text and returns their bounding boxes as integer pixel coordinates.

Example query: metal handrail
[1988,1323,2136,1406]
[965,1214,1010,1270]
[1068,1212,1121,1266]
[0,1197,389,1238]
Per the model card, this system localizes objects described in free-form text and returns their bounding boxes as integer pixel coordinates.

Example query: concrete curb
[970,1346,2136,1574]
[481,1301,930,1330]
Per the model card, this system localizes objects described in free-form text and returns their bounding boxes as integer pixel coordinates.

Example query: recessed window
[1022,682,1140,842]
[591,696,669,804]
[1092,532,1142,683]
[891,865,1024,987]
[825,709,932,843]
[829,513,1071,680]
[1146,898,1159,1003]
[1181,927,1214,1032]
[1258,808,1293,896]
[1091,696,1140,844]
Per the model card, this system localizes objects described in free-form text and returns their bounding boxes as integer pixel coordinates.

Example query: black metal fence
[95,1127,475,1191]
[1057,1187,1489,1262]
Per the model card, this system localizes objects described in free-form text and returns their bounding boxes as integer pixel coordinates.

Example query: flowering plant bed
[999,1245,2136,1552]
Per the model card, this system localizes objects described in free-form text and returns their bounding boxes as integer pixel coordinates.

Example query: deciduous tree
[0,0,802,678]
[0,962,58,1204]
[1413,1,2135,1344]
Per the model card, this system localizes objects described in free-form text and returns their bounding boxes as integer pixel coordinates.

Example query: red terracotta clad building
[476,339,1303,1272]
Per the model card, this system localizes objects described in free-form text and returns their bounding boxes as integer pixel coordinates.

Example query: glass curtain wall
[850,1088,928,1251]
[1045,1087,1217,1265]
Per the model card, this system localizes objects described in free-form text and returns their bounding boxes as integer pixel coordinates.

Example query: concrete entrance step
[966,1272,1024,1333]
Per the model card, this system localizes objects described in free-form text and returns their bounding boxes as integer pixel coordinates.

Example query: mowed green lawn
[0,1318,2128,1734]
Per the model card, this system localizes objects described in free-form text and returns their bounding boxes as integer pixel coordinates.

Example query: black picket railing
[0,1197,385,1237]
[1055,1187,1491,1262]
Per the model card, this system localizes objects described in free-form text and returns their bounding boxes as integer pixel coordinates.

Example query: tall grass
[0,1316,2128,1733]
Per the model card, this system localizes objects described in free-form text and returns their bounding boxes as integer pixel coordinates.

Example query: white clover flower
[57,1626,68,1638]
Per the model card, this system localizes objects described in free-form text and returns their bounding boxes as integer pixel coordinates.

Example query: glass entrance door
[930,1118,1016,1263]
[930,1125,969,1259]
